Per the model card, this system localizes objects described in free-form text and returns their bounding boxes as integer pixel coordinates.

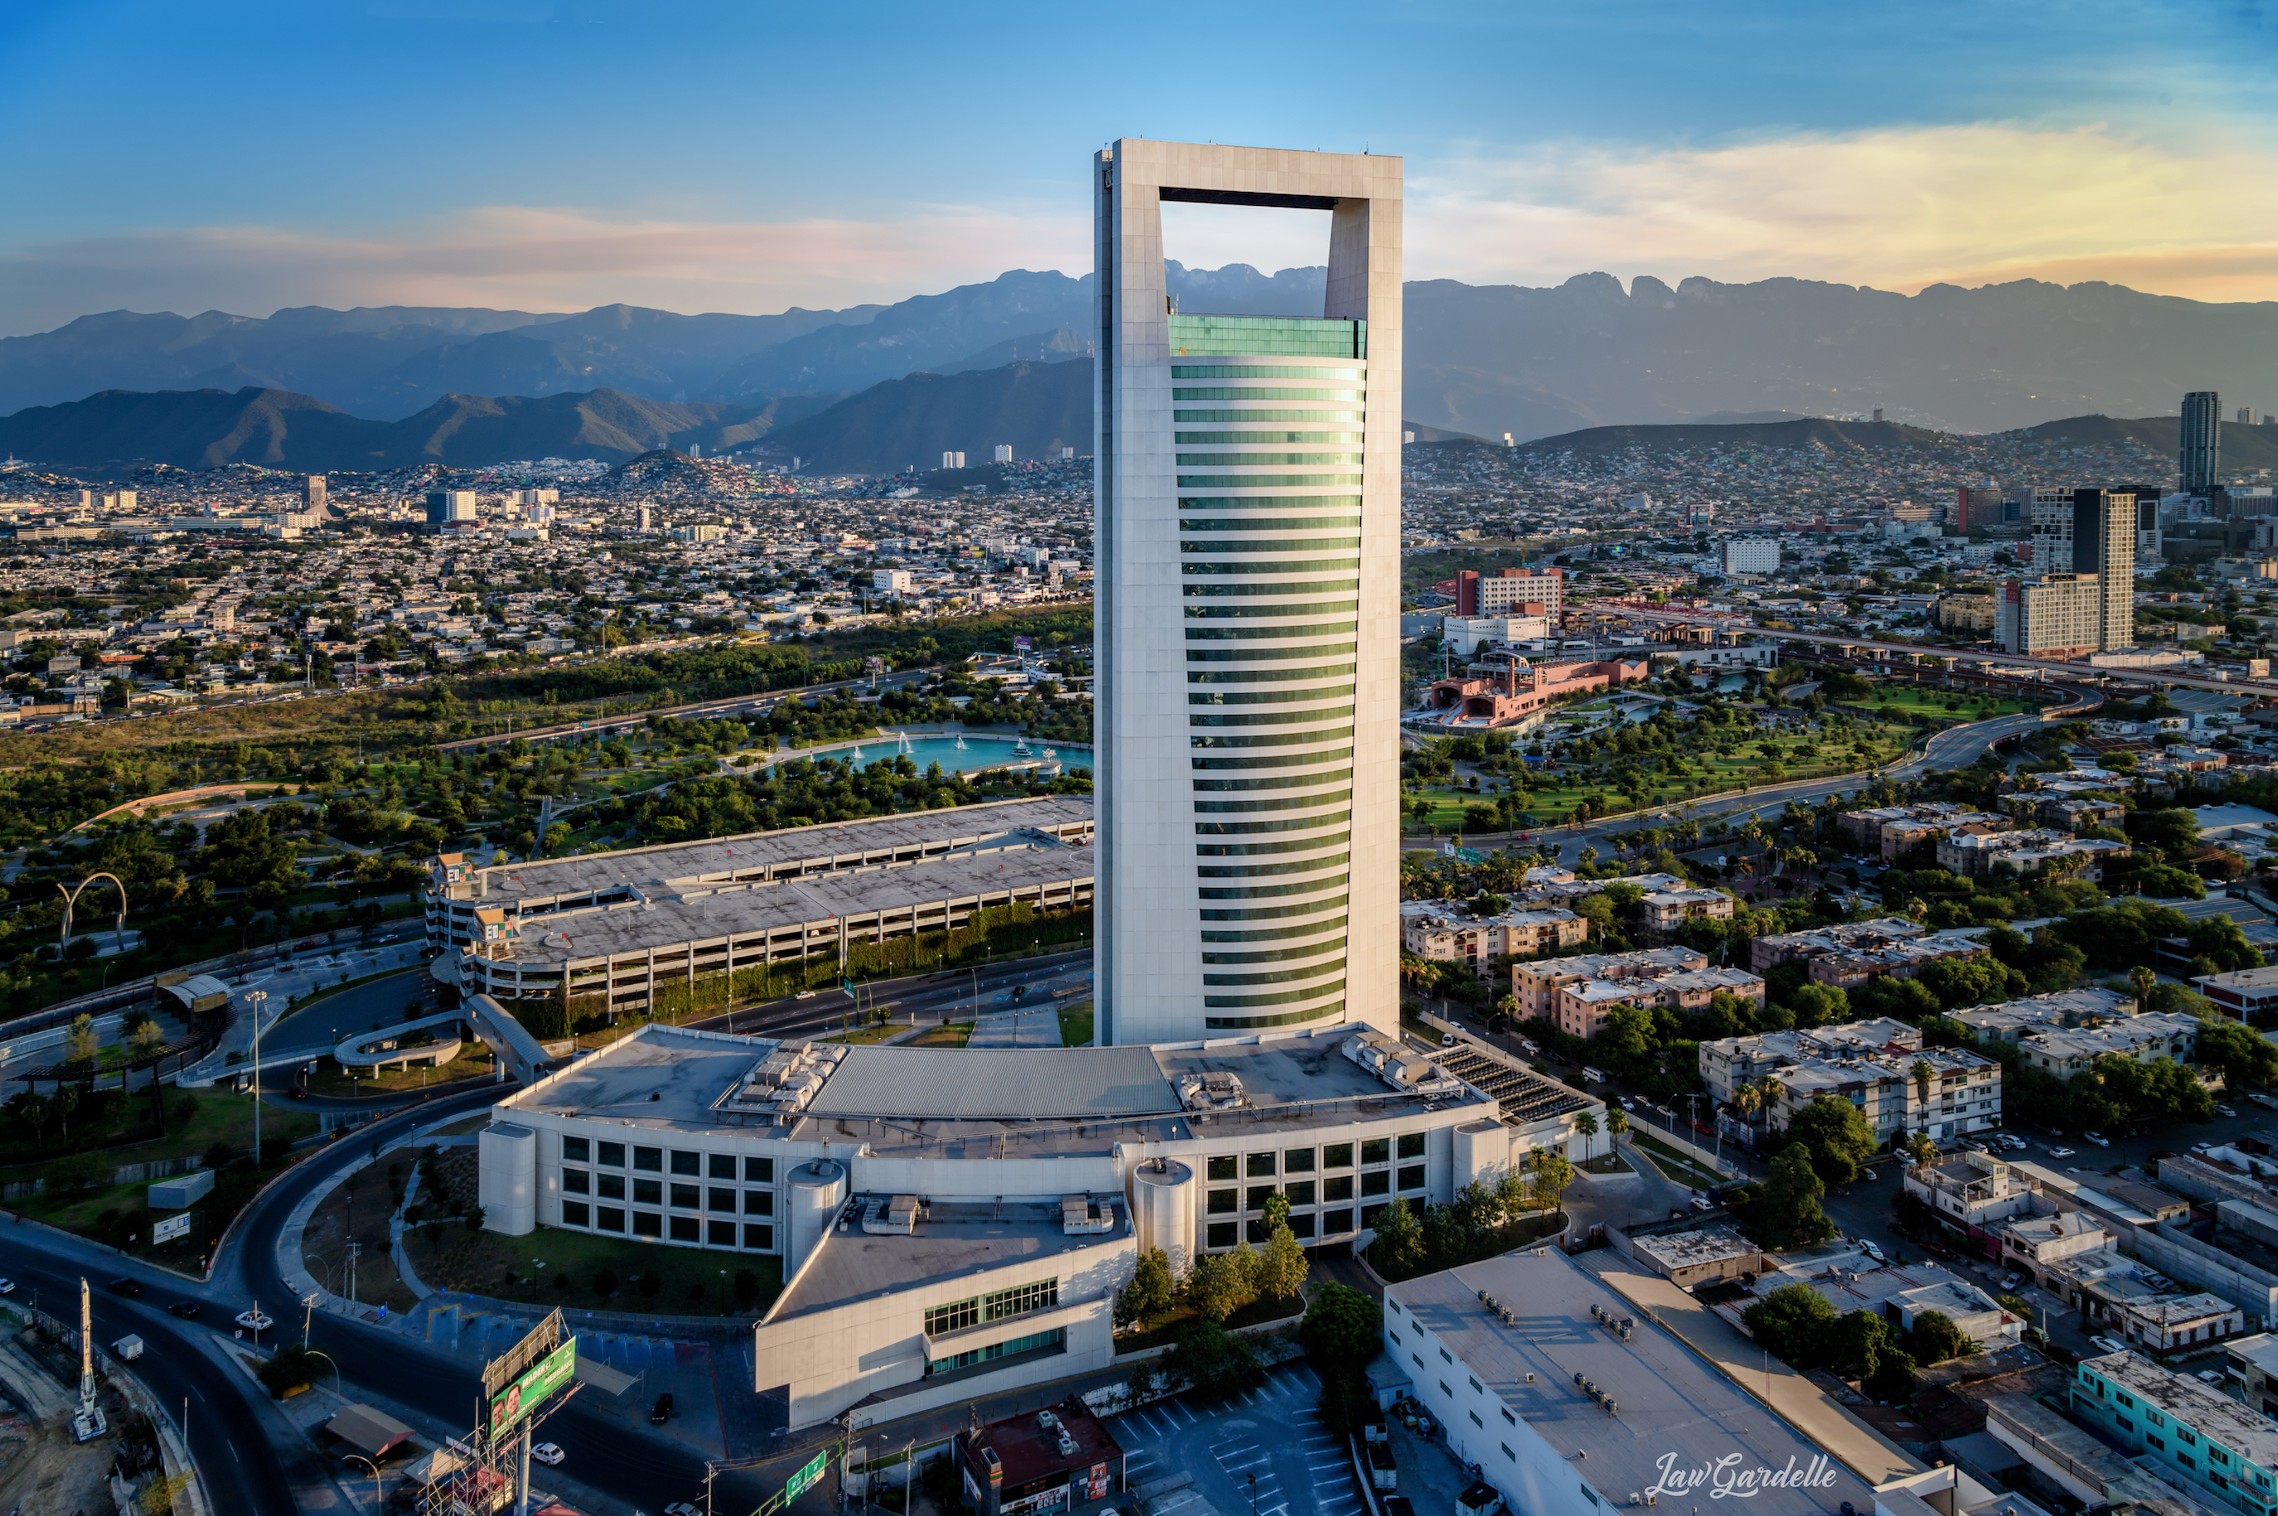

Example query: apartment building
[1700,1024,2002,1144]
[1951,987,2139,1045]
[1698,1018,1920,1106]
[1936,823,2130,880]
[1749,917,1989,988]
[1838,801,2010,860]
[2072,1350,2278,1514]
[1397,901,1588,974]
[1546,964,1766,1041]
[2017,1012,2201,1080]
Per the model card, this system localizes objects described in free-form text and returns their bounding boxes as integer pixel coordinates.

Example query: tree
[2199,1015,2278,1091]
[1606,1106,1629,1147]
[1185,1249,1256,1323]
[1301,1284,1382,1371]
[1783,1095,1878,1186]
[1529,1147,1576,1213]
[1573,1109,1600,1147]
[1904,1309,1978,1365]
[1260,1190,1292,1232]
[66,1013,98,1067]
[1366,1197,1425,1279]
[1116,1248,1176,1329]
[1256,1223,1309,1301]
[1742,1282,1838,1367]
[1165,1320,1264,1400]
[1754,1145,1835,1249]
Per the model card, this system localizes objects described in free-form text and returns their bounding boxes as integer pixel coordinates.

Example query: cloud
[1407,122,2278,302]
[5,120,2276,333]
[0,203,1091,333]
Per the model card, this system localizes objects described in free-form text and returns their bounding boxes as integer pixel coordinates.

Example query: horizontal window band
[1183,538,1362,553]
[1186,624,1357,641]
[1183,579,1360,597]
[1194,789,1354,812]
[1200,898,1351,924]
[1178,496,1363,507]
[1195,831,1352,858]
[1189,685,1356,705]
[1174,431,1366,444]
[1201,921,1350,947]
[1193,592,1348,610]
[1187,643,1358,661]
[1175,409,1365,423]
[1191,749,1357,774]
[1196,811,1352,836]
[1170,366,1364,380]
[1202,984,1348,1010]
[1202,940,1350,966]
[1191,731,1356,749]
[1190,704,1356,726]
[1204,1004,1346,1030]
[1198,874,1350,901]
[1196,853,1352,878]
[1189,665,1355,684]
[1174,389,1366,401]
[1178,475,1362,488]
[1174,453,1365,467]
[1181,558,1361,575]
[1203,960,1348,989]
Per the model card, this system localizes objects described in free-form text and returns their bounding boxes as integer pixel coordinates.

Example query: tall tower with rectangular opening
[1093,139,1401,1047]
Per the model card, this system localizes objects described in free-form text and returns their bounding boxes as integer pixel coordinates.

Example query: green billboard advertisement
[487,1339,577,1440]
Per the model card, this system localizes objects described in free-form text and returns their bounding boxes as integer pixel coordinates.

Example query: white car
[234,1310,273,1332]
[2049,1146,2077,1159]
[2200,1369,2228,1385]
[2089,1335,2126,1356]
[2083,1131,2111,1148]
[0,1278,14,1295]
[532,1443,565,1467]
[664,1505,704,1516]
[1859,1239,1887,1266]
[2193,1142,2217,1155]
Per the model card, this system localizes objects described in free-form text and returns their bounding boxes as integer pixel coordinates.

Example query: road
[1589,604,2278,700]
[1406,701,2062,865]
[433,667,936,753]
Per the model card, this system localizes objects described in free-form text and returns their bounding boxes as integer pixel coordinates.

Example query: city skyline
[4,2,2278,333]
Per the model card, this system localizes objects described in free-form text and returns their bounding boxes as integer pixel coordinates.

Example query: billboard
[151,1213,192,1245]
[486,1339,576,1440]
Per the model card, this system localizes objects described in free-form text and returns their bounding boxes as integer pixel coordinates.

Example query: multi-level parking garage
[427,796,1095,1015]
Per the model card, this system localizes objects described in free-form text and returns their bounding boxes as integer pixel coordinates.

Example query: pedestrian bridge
[333,995,555,1085]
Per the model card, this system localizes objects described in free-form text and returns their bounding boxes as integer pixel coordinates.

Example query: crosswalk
[1115,1364,1362,1516]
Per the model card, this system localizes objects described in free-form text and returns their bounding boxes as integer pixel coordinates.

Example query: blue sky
[0,0,2271,332]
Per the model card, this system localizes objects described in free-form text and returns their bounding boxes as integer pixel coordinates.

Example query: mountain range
[5,266,2274,444]
[11,369,2278,480]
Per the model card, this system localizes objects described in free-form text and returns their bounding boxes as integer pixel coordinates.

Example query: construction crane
[69,1277,106,1443]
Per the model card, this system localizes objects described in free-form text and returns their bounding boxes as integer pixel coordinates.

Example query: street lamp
[245,988,269,1166]
[343,1452,382,1510]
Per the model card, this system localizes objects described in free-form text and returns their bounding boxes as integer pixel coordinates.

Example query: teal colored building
[2072,1350,2278,1515]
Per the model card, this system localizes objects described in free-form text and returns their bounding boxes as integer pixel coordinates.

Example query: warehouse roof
[808,1046,1177,1120]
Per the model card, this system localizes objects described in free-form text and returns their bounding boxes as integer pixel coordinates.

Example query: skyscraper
[302,474,327,514]
[2071,488,2137,651]
[2182,391,2222,496]
[1093,139,1401,1046]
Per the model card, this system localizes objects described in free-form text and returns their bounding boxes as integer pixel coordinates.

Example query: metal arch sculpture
[57,872,128,952]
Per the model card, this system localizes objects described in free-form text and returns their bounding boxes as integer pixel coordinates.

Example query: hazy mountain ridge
[5,267,2271,441]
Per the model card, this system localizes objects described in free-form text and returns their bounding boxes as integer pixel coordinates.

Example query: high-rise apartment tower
[2071,488,2136,651]
[1093,139,1401,1046]
[2182,391,2222,496]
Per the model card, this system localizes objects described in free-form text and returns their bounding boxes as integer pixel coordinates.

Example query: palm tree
[1574,1109,1600,1149]
[1904,1129,1938,1170]
[1911,1056,1935,1106]
[2127,965,2155,1009]
[1606,1106,1629,1151]
[1730,1082,1762,1140]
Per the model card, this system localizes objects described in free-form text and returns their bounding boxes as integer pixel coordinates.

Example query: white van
[1580,1067,1606,1085]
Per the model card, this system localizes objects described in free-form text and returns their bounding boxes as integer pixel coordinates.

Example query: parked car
[2000,1273,2025,1292]
[2193,1142,2217,1155]
[2200,1369,2227,1385]
[2089,1335,2126,1356]
[1859,1239,1887,1266]
[650,1392,675,1425]
[166,1300,203,1319]
[1580,1067,1606,1085]
[2083,1132,2111,1148]
[0,1279,13,1296]
[107,1277,144,1298]
[1440,1032,1457,1047]
[2049,1146,2077,1159]
[235,1310,273,1332]
[2218,1104,2239,1118]
[665,1504,704,1516]
[532,1443,565,1467]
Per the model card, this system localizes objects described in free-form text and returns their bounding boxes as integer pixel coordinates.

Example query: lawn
[1628,1132,1725,1190]
[1404,725,1915,831]
[820,1021,905,1045]
[1,1087,324,1266]
[1058,1002,1094,1047]
[405,1218,784,1318]
[303,1043,497,1099]
[1837,687,2028,722]
[907,1021,974,1047]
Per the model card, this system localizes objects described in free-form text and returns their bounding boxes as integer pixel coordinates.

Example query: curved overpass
[331,995,553,1084]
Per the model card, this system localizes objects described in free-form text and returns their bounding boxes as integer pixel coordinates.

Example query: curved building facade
[1094,138,1403,1045]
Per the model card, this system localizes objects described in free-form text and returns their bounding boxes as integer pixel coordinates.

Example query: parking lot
[1113,1363,1362,1516]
